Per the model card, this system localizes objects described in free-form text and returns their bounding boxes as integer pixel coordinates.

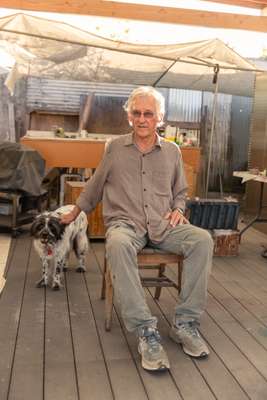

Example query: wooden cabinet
[181,147,201,198]
[64,181,105,238]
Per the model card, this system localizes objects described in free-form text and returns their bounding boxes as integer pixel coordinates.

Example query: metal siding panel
[246,72,267,214]
[230,96,253,173]
[167,88,202,122]
[202,92,232,191]
[26,78,139,112]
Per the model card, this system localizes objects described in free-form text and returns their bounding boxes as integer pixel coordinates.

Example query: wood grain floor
[1,227,267,400]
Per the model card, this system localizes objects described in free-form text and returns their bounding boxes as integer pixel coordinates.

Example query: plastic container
[186,199,240,230]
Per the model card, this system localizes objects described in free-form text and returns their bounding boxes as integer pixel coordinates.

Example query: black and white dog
[31,205,89,290]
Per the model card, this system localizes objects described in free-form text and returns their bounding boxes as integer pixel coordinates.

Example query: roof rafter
[1,0,267,32]
[203,0,267,9]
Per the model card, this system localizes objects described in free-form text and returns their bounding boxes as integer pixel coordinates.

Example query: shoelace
[178,322,200,338]
[142,328,162,351]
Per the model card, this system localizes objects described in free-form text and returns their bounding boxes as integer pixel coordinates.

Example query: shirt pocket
[152,171,171,196]
[152,172,172,213]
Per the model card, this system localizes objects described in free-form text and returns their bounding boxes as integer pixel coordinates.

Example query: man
[61,86,213,372]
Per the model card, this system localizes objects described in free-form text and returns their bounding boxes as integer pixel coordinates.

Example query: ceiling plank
[1,0,267,32]
[203,0,267,9]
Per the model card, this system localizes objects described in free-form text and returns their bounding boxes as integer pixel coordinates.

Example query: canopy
[0,13,259,96]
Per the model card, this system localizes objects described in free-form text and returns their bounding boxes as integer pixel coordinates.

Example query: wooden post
[78,93,94,133]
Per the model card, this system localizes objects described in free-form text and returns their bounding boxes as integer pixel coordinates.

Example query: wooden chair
[101,247,184,331]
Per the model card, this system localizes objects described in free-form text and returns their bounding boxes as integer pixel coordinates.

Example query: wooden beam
[203,0,267,9]
[1,0,267,32]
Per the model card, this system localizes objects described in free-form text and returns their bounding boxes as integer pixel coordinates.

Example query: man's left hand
[164,209,189,227]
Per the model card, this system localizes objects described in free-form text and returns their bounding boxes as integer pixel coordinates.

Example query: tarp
[0,141,46,196]
[0,13,259,96]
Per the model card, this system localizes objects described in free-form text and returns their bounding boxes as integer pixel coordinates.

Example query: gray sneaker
[169,321,209,358]
[138,326,170,371]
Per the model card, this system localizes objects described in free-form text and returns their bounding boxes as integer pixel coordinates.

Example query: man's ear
[157,113,163,127]
[128,113,133,127]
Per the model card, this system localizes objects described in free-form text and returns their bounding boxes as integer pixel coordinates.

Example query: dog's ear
[49,217,66,240]
[31,216,45,237]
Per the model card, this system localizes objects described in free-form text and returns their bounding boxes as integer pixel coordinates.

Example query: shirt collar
[124,132,162,148]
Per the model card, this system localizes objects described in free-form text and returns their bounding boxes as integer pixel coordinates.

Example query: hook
[213,64,220,84]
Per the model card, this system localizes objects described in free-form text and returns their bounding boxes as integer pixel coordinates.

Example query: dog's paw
[52,282,61,291]
[76,266,86,273]
[36,278,47,288]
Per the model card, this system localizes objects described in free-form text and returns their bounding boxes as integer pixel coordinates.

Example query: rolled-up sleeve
[76,146,111,214]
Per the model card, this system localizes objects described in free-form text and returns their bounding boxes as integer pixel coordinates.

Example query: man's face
[128,95,162,139]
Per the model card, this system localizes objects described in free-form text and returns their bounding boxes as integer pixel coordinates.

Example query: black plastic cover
[0,141,46,196]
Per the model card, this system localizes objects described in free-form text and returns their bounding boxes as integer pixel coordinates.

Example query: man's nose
[139,113,146,122]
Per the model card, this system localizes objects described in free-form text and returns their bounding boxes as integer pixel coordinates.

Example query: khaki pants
[106,222,214,333]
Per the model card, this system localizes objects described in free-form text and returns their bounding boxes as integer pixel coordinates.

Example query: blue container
[186,199,240,230]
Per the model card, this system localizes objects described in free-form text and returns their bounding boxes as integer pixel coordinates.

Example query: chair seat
[101,246,184,331]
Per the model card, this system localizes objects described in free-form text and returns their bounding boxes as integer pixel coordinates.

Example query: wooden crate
[212,230,239,257]
[64,181,105,238]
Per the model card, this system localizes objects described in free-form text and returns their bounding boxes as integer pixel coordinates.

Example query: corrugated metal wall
[167,89,202,122]
[0,75,27,142]
[26,78,138,112]
[202,92,232,192]
[230,95,253,191]
[246,72,267,213]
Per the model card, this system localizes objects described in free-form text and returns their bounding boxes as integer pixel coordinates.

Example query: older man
[62,86,213,371]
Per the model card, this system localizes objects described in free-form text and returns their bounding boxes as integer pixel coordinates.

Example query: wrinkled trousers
[105,222,214,332]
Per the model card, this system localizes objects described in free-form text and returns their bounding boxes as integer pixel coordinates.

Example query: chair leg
[105,267,114,331]
[178,260,183,293]
[101,257,107,300]
[154,264,165,300]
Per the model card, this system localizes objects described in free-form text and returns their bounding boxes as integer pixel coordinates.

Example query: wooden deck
[1,227,267,400]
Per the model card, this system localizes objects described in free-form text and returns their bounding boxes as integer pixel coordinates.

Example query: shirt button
[142,171,146,174]
[147,221,150,225]
[144,188,147,191]
[145,204,148,208]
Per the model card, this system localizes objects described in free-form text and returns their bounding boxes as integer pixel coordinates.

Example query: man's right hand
[60,206,81,225]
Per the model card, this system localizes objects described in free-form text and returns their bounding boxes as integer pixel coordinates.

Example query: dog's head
[31,212,66,245]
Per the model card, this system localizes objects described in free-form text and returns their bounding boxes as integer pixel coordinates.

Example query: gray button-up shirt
[77,132,188,242]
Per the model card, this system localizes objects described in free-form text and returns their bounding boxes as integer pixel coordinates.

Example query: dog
[31,205,89,290]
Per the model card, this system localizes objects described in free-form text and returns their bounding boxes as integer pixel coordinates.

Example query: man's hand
[60,206,81,225]
[164,209,189,227]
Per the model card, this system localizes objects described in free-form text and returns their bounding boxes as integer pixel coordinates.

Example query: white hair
[123,86,165,123]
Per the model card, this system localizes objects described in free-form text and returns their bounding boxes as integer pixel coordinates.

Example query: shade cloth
[0,13,259,96]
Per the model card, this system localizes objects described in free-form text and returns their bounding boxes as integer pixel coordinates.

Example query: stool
[101,247,184,331]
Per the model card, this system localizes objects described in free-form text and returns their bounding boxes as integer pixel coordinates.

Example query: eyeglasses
[131,110,155,119]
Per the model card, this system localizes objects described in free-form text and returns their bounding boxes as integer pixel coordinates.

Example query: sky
[0,0,267,68]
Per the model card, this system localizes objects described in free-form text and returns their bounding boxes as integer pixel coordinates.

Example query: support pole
[205,65,220,198]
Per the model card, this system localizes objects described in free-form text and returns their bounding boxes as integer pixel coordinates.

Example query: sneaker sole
[138,347,170,371]
[169,328,209,359]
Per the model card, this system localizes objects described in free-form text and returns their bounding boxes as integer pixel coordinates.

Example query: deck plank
[44,277,78,399]
[65,254,113,400]
[0,236,31,400]
[8,243,44,400]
